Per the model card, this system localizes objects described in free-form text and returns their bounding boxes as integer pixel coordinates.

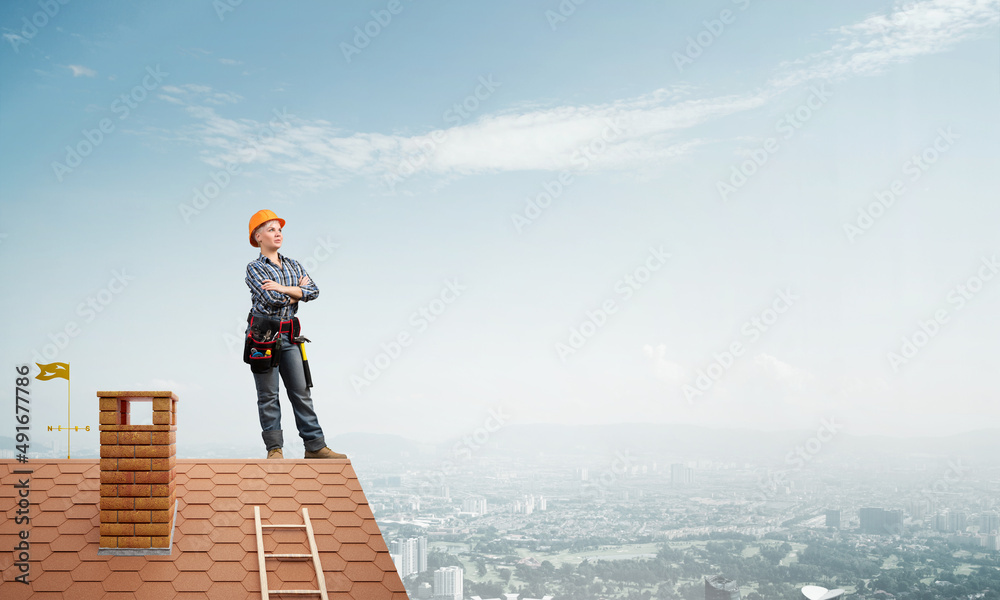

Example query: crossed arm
[260,275,311,303]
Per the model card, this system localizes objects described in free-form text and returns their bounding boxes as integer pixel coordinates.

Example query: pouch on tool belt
[243,324,282,374]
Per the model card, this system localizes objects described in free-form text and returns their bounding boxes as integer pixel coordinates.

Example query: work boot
[304,447,347,459]
[267,448,284,459]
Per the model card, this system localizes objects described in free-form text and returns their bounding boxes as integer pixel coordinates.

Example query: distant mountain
[332,423,1000,466]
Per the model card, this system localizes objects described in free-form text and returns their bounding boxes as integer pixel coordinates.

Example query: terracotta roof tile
[45,551,82,571]
[136,561,178,581]
[174,533,212,553]
[206,580,250,600]
[207,561,247,581]
[344,561,387,582]
[102,570,144,592]
[171,570,213,591]
[175,551,213,572]
[0,459,404,599]
[32,570,75,591]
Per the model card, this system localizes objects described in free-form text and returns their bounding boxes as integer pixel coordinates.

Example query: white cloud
[166,0,997,192]
[67,64,97,77]
[219,58,243,66]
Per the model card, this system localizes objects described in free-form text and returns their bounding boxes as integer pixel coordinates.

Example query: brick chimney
[97,391,178,555]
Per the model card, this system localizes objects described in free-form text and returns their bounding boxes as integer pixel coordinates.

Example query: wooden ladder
[254,506,330,600]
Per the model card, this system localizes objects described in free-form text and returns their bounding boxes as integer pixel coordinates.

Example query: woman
[245,209,345,459]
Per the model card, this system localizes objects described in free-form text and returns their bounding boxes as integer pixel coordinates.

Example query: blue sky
[1,0,998,456]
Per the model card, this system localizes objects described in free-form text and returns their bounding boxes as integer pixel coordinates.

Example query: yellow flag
[36,362,70,381]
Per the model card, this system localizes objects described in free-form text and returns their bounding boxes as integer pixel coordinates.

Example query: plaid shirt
[245,253,319,321]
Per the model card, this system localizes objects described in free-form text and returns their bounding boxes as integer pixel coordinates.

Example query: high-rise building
[705,575,741,600]
[859,507,884,534]
[950,511,968,532]
[462,496,487,516]
[671,463,694,486]
[825,509,841,529]
[418,536,428,573]
[434,566,463,600]
[390,536,428,578]
[980,512,1000,534]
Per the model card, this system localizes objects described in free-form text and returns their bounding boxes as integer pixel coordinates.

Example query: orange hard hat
[248,209,286,247]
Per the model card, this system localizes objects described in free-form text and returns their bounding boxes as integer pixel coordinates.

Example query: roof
[0,459,407,599]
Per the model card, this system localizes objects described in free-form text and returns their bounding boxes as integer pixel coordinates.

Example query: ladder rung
[268,590,322,595]
[265,553,312,559]
[263,524,307,529]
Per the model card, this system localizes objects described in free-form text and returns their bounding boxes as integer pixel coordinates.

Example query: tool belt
[243,313,301,374]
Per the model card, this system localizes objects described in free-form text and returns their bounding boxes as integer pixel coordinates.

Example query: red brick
[149,509,173,523]
[150,457,176,471]
[135,445,174,458]
[152,397,172,412]
[101,523,134,536]
[101,484,119,497]
[119,431,152,445]
[117,484,151,497]
[118,458,152,471]
[101,445,135,458]
[100,432,118,444]
[150,431,176,445]
[151,536,171,548]
[101,471,134,485]
[135,471,170,484]
[99,397,119,410]
[118,510,151,523]
[136,523,171,536]
[100,458,118,471]
[118,536,152,549]
[152,411,171,425]
[99,411,119,425]
[100,510,118,522]
[150,483,175,497]
[100,536,119,548]
[135,497,171,510]
[101,497,134,510]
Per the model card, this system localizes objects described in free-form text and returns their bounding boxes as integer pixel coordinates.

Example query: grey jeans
[250,327,326,452]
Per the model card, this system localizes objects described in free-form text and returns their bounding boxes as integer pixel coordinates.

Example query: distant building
[980,512,1000,534]
[462,495,488,516]
[860,507,903,534]
[826,509,841,529]
[705,575,742,600]
[671,463,694,486]
[434,566,463,600]
[391,536,428,578]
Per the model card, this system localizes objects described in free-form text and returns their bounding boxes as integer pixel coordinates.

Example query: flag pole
[67,376,71,459]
